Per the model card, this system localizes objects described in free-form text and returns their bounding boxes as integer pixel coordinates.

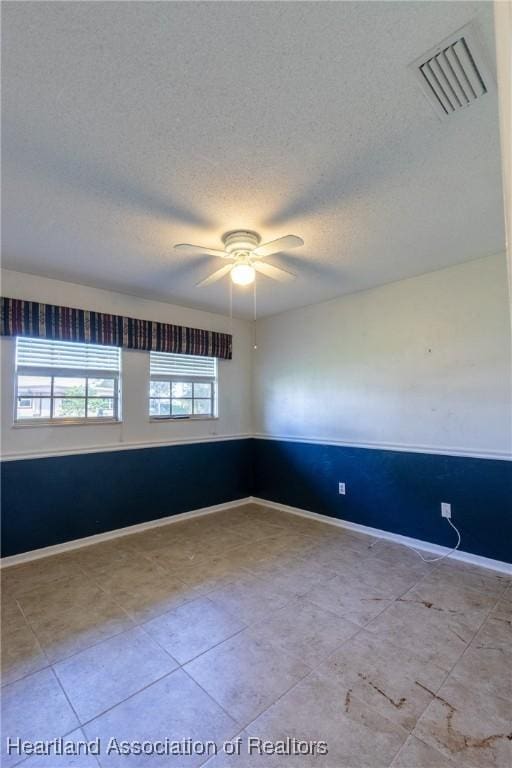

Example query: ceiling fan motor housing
[222,230,261,256]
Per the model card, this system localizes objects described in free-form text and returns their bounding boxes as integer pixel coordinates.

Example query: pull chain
[229,278,233,337]
[226,278,233,358]
[253,277,258,350]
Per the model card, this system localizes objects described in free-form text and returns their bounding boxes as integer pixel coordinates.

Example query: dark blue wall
[2,437,511,563]
[252,439,512,564]
[1,439,253,557]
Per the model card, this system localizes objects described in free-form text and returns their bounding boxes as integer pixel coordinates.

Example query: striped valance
[0,297,232,359]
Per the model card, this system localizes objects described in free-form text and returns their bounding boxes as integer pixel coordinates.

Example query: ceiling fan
[174,230,304,286]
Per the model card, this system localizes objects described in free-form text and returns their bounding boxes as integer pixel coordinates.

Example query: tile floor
[1,503,511,768]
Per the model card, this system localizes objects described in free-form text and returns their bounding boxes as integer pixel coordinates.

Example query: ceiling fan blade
[196,264,233,287]
[175,244,232,259]
[252,235,304,258]
[254,261,296,282]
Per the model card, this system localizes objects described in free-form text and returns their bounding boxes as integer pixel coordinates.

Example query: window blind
[16,337,120,372]
[150,352,216,379]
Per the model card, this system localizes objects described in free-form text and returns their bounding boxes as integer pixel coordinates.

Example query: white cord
[368,517,461,563]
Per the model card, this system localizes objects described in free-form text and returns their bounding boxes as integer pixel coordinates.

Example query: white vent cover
[411,24,492,118]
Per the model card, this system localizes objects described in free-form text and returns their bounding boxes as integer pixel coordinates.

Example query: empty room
[1,1,511,767]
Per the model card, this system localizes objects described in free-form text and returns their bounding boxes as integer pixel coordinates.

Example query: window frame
[14,341,122,426]
[149,356,218,421]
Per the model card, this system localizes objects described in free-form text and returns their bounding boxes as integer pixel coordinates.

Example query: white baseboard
[250,497,512,576]
[0,497,252,568]
[3,495,511,576]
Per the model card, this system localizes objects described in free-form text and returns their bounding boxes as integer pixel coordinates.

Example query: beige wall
[2,253,510,461]
[253,253,511,458]
[1,269,253,458]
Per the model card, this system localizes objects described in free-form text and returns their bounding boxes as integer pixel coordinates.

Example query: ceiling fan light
[231,263,255,285]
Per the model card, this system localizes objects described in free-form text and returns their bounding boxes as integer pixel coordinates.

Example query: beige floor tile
[104,579,192,623]
[303,542,366,573]
[73,540,140,574]
[146,541,213,570]
[492,594,512,621]
[86,556,167,583]
[124,526,193,553]
[28,594,134,663]
[246,533,316,563]
[204,731,336,768]
[54,626,177,722]
[84,668,238,767]
[3,505,508,768]
[225,518,289,541]
[202,732,280,767]
[196,528,250,551]
[320,630,447,732]
[1,598,28,633]
[184,628,311,723]
[443,608,512,706]
[365,600,473,673]
[174,555,250,596]
[366,540,440,571]
[281,519,334,538]
[426,561,509,599]
[402,578,499,630]
[245,556,337,598]
[237,504,284,522]
[213,507,259,524]
[250,597,359,667]
[15,576,110,622]
[501,584,512,603]
[448,639,512,703]
[305,574,393,626]
[391,735,456,767]
[143,596,246,664]
[1,668,79,768]
[246,669,408,767]
[348,558,428,599]
[219,542,277,570]
[207,574,291,624]
[317,528,378,555]
[472,613,511,654]
[23,728,101,767]
[1,622,48,686]
[204,730,310,767]
[1,554,83,597]
[217,545,264,571]
[413,676,512,767]
[90,559,192,622]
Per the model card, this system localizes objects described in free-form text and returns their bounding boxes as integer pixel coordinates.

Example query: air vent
[412,24,491,119]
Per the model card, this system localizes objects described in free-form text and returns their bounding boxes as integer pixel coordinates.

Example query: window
[149,352,217,419]
[15,337,121,424]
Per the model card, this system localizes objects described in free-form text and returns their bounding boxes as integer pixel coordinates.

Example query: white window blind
[14,337,121,423]
[150,352,216,379]
[149,352,217,418]
[16,337,120,373]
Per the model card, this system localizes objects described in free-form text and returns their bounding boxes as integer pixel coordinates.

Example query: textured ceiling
[1,1,505,318]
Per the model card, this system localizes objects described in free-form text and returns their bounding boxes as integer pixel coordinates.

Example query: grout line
[180,666,248,731]
[3,503,510,763]
[49,665,82,736]
[386,734,452,768]
[395,590,505,750]
[76,667,187,729]
[138,614,249,669]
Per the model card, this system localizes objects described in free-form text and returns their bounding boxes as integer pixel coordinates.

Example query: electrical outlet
[441,502,451,519]
[339,482,346,495]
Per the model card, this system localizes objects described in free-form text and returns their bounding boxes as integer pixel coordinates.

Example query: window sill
[149,416,218,423]
[13,419,122,428]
